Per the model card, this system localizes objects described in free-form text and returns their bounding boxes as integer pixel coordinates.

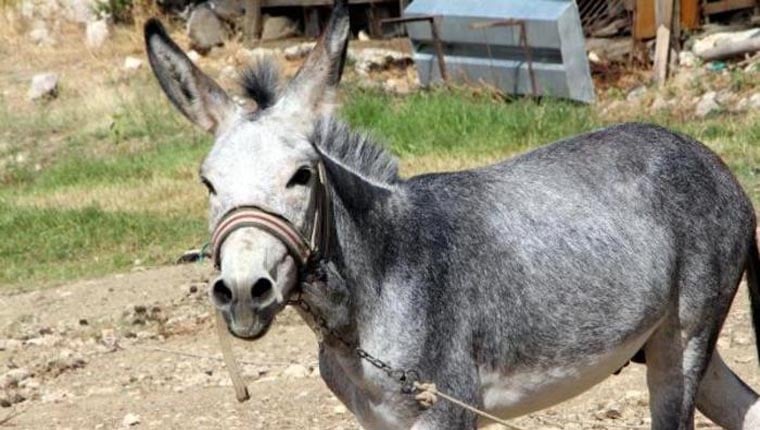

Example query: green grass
[1,84,759,290]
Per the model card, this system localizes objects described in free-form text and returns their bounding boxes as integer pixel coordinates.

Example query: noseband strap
[210,162,331,270]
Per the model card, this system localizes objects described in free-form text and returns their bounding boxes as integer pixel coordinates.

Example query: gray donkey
[144,2,760,428]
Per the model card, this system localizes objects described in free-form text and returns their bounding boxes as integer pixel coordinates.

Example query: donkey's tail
[747,228,760,362]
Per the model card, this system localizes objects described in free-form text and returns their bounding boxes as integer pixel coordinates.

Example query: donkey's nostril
[251,278,274,301]
[212,278,233,307]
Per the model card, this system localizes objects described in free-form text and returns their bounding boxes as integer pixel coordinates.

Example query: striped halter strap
[210,162,331,270]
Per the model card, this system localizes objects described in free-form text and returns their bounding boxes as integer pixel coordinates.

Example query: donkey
[144,2,760,428]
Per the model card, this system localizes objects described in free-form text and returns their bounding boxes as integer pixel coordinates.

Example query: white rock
[745,93,760,110]
[588,51,601,64]
[626,85,646,102]
[0,339,22,351]
[261,15,299,40]
[695,91,720,117]
[29,27,54,45]
[357,30,370,41]
[86,19,109,49]
[122,413,141,426]
[28,72,59,100]
[283,42,316,60]
[187,50,201,62]
[1,368,31,389]
[678,51,697,68]
[123,56,143,71]
[693,28,760,57]
[281,364,309,379]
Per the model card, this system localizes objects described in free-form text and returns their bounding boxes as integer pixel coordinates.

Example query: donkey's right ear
[144,19,236,134]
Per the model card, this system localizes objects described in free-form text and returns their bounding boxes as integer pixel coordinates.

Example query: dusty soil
[1,263,758,429]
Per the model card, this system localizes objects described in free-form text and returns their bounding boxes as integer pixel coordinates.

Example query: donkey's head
[144,2,349,339]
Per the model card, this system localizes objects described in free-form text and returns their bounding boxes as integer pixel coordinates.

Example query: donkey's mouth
[222,308,277,341]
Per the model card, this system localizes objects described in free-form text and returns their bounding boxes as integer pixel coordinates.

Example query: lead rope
[214,310,250,402]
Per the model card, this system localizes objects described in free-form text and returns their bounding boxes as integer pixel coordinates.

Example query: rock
[188,4,226,54]
[358,30,370,41]
[332,404,348,415]
[695,91,720,117]
[626,85,646,102]
[383,77,413,95]
[86,20,109,49]
[585,37,632,63]
[651,96,672,111]
[261,15,299,40]
[0,368,31,389]
[588,51,601,64]
[351,48,413,75]
[29,27,54,46]
[28,72,58,101]
[187,50,202,62]
[208,0,245,21]
[123,56,143,72]
[678,51,698,68]
[0,339,22,351]
[283,42,316,60]
[281,364,309,379]
[693,28,760,57]
[122,413,141,426]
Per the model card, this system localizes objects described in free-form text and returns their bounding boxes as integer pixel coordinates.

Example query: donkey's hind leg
[696,351,760,430]
[644,308,725,430]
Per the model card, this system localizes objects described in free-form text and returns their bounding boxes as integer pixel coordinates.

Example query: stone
[188,4,226,54]
[208,0,245,22]
[123,56,143,71]
[695,91,720,118]
[0,368,31,389]
[351,48,413,76]
[693,28,760,58]
[626,85,646,102]
[122,413,141,426]
[283,42,316,60]
[261,15,299,40]
[187,50,202,62]
[383,77,412,95]
[678,51,698,68]
[0,339,22,351]
[29,27,54,46]
[281,364,309,379]
[358,30,370,41]
[651,96,671,111]
[86,20,109,49]
[28,73,59,101]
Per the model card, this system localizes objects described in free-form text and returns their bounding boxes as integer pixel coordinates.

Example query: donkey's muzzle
[210,275,278,340]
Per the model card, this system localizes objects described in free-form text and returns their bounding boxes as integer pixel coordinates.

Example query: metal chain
[288,290,420,395]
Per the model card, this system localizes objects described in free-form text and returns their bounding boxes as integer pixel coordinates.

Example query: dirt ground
[1,262,758,429]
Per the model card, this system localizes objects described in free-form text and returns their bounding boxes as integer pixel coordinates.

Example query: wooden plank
[263,0,395,6]
[635,0,657,40]
[681,0,700,29]
[244,0,262,44]
[703,0,757,15]
[653,0,673,84]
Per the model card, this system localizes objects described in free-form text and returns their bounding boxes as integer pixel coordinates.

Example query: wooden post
[653,0,674,85]
[244,0,262,45]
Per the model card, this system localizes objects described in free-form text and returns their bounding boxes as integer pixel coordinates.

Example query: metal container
[404,0,595,103]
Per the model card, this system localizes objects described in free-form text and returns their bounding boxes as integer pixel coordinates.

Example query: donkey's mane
[312,117,399,186]
[239,58,280,110]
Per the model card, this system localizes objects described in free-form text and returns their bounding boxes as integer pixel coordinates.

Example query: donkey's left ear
[281,0,350,113]
[144,19,237,134]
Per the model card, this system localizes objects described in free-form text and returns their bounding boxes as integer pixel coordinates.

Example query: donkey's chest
[478,327,654,419]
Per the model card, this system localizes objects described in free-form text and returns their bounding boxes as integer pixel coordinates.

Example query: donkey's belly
[479,325,657,419]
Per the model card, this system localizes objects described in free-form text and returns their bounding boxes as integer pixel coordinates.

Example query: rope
[412,382,527,430]
[214,310,250,402]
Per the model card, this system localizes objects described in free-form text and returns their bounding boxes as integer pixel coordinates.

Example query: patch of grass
[0,202,205,289]
[342,87,600,158]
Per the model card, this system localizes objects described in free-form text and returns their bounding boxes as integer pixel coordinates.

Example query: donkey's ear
[144,19,236,134]
[281,0,350,113]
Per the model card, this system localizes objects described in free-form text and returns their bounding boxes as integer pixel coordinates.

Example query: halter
[210,162,331,270]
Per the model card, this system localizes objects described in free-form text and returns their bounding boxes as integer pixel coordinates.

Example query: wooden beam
[653,0,674,84]
[244,0,262,45]
[703,0,757,15]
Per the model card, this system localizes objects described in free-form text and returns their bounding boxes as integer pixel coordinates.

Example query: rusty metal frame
[381,15,448,82]
[469,19,538,98]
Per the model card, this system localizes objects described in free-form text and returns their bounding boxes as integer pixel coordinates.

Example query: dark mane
[238,57,280,110]
[312,117,399,186]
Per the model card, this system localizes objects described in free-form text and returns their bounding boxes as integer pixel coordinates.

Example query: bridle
[210,162,332,272]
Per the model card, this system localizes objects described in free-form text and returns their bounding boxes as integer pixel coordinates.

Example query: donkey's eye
[200,177,216,195]
[287,167,312,187]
